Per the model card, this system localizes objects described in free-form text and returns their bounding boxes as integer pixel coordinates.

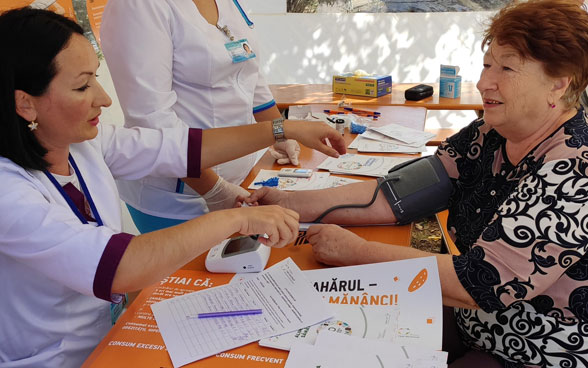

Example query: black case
[404,84,434,101]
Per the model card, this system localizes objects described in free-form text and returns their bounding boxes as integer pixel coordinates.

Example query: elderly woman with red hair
[246,1,588,366]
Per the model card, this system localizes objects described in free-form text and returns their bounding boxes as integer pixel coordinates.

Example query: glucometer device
[278,168,313,178]
[205,235,271,273]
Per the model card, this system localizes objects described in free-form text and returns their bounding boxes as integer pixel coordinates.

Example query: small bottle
[335,118,345,135]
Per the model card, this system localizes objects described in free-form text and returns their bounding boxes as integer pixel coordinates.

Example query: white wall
[246,9,492,128]
[253,12,490,85]
[100,7,493,129]
[97,6,494,233]
[240,1,491,81]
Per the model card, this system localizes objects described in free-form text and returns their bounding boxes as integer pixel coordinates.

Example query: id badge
[110,293,128,325]
[225,38,256,63]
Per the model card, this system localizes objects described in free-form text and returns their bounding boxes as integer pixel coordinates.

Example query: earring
[28,120,38,131]
[550,103,556,109]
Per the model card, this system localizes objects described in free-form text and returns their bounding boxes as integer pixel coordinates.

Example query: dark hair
[0,8,83,170]
[482,0,588,108]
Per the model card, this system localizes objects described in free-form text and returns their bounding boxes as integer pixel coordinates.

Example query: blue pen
[323,109,345,115]
[195,309,263,319]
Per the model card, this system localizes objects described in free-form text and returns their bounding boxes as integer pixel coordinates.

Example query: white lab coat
[0,124,194,367]
[101,0,275,220]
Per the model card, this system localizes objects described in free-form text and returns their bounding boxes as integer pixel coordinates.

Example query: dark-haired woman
[0,8,345,367]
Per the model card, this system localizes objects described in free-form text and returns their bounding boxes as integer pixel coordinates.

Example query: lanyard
[216,24,235,41]
[43,154,104,226]
[216,0,255,41]
[232,0,254,28]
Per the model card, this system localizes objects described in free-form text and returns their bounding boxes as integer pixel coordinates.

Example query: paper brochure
[151,258,333,367]
[370,123,435,146]
[82,269,290,368]
[258,257,443,351]
[351,136,426,153]
[247,170,361,191]
[317,154,413,177]
[284,331,447,368]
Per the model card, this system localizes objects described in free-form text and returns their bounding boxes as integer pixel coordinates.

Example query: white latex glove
[268,139,301,165]
[201,176,251,211]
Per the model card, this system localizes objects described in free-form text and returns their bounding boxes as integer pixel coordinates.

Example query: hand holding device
[232,204,299,247]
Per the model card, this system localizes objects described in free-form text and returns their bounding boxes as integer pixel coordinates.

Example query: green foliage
[287,0,338,13]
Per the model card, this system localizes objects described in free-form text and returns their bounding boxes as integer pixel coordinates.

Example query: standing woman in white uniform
[0,8,345,367]
[101,0,301,233]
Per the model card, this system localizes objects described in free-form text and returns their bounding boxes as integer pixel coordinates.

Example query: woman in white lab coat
[101,0,302,233]
[0,8,344,367]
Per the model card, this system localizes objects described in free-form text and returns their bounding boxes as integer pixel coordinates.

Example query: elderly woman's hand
[306,224,368,266]
[241,186,290,208]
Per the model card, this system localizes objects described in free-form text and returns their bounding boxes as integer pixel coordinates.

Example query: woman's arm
[112,205,299,292]
[200,120,346,169]
[253,104,282,122]
[246,180,398,224]
[305,224,479,309]
[181,169,220,195]
[101,118,344,183]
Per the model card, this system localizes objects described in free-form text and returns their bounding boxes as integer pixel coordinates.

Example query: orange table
[83,106,427,368]
[271,84,480,146]
[270,83,483,112]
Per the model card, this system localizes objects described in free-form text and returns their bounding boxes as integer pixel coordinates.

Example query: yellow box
[332,74,392,97]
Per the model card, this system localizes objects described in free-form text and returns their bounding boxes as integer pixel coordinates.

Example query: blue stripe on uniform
[253,99,276,114]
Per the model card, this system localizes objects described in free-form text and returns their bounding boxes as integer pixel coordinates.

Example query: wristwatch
[272,117,286,142]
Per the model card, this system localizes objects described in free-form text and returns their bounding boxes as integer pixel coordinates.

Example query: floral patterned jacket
[437,108,588,367]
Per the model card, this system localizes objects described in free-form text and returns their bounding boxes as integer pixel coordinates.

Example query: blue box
[440,75,461,98]
[440,64,459,77]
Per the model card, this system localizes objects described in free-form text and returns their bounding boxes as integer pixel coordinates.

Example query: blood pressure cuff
[377,155,452,225]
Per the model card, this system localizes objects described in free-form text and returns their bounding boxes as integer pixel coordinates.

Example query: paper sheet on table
[258,257,443,351]
[288,105,379,127]
[287,105,313,119]
[349,136,425,153]
[370,123,436,146]
[315,331,448,363]
[317,153,413,177]
[151,258,333,367]
[361,129,427,148]
[325,175,362,187]
[288,105,332,125]
[284,331,447,368]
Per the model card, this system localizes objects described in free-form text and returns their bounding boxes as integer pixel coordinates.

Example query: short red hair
[483,0,588,107]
